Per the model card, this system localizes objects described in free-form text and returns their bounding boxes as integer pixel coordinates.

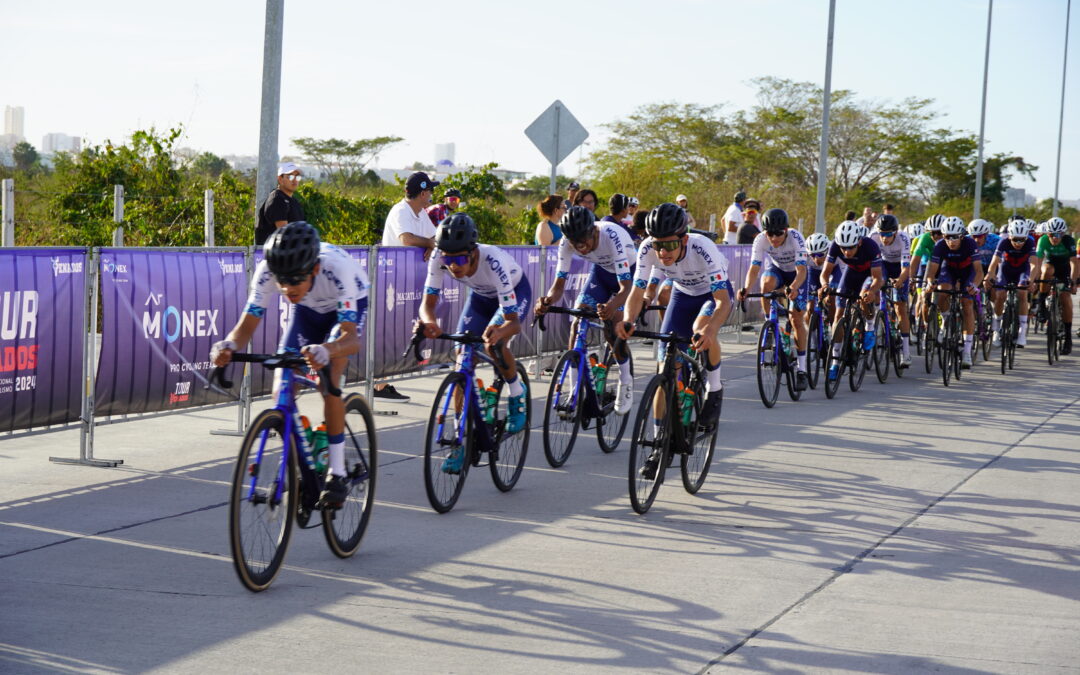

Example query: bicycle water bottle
[594,363,608,395]
[300,415,314,445]
[680,387,695,427]
[484,387,499,424]
[312,423,329,473]
[781,322,793,355]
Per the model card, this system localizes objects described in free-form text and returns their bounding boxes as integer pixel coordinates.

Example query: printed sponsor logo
[218,259,244,275]
[386,282,395,313]
[1,290,38,340]
[101,259,127,274]
[141,291,219,343]
[51,257,85,276]
[169,380,191,404]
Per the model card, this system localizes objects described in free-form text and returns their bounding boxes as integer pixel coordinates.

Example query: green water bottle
[593,363,608,395]
[781,322,793,355]
[484,387,499,424]
[680,387,695,427]
[312,423,329,473]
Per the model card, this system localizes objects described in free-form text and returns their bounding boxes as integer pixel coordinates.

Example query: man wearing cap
[426,188,461,227]
[255,162,306,246]
[676,194,697,229]
[737,199,763,244]
[564,182,581,211]
[382,171,440,255]
[723,191,746,246]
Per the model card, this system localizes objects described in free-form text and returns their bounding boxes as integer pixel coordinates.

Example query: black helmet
[877,214,899,232]
[645,203,687,239]
[762,208,789,234]
[264,221,320,284]
[560,205,596,242]
[609,193,630,214]
[435,213,479,253]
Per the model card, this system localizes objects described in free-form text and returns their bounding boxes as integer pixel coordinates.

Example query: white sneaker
[961,353,972,368]
[992,330,1000,345]
[901,353,912,367]
[615,380,633,416]
[1017,331,1027,347]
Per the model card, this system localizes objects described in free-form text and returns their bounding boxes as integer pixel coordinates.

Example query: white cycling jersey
[555,222,634,281]
[870,230,913,267]
[634,233,729,296]
[424,243,523,313]
[244,243,369,324]
[750,229,807,272]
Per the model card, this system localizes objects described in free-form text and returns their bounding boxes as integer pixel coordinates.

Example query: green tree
[189,151,230,179]
[13,141,39,172]
[292,135,403,188]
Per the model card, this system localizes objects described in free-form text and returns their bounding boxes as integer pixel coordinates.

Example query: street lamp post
[1053,0,1072,218]
[973,0,994,219]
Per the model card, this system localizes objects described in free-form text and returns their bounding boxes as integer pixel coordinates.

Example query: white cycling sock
[506,375,525,397]
[901,334,910,355]
[619,359,632,384]
[963,334,973,356]
[706,362,722,393]
[832,343,842,358]
[992,314,1001,331]
[328,441,346,477]
[797,351,807,371]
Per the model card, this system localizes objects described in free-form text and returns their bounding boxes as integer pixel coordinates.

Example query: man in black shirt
[255,162,306,245]
[737,198,762,244]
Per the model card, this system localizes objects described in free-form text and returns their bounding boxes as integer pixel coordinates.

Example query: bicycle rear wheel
[423,373,471,513]
[756,322,781,408]
[924,305,939,373]
[977,308,991,361]
[628,375,669,514]
[872,312,889,383]
[230,408,296,592]
[489,364,531,492]
[543,351,583,467]
[322,394,377,558]
[680,359,716,494]
[1047,302,1058,365]
[596,348,631,454]
[806,310,822,390]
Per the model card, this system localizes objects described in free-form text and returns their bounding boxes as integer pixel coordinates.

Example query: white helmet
[1035,222,1047,234]
[833,220,863,248]
[1046,217,1067,235]
[941,216,967,237]
[998,223,1009,235]
[1025,219,1037,232]
[924,214,946,232]
[1007,220,1031,238]
[856,223,870,238]
[968,218,993,236]
[805,232,831,255]
[907,222,925,238]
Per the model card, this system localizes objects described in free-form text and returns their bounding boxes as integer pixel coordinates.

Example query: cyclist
[924,216,984,368]
[1036,217,1077,354]
[618,202,734,435]
[805,232,839,326]
[870,214,914,366]
[911,214,945,334]
[819,220,885,381]
[736,208,810,390]
[211,221,368,507]
[417,214,532,463]
[985,219,1040,347]
[535,205,636,414]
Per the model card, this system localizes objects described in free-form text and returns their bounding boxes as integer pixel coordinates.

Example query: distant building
[42,132,80,154]
[435,143,455,166]
[4,106,25,140]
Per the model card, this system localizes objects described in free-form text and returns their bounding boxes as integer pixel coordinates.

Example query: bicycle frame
[254,367,324,507]
[434,340,501,457]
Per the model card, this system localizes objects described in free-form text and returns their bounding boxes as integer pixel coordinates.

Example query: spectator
[426,188,461,226]
[375,171,442,402]
[845,210,858,222]
[534,194,566,245]
[737,198,762,244]
[382,171,439,256]
[255,162,305,245]
[882,203,895,217]
[564,181,581,210]
[856,206,878,229]
[676,194,697,229]
[574,188,599,215]
[603,193,634,237]
[624,196,639,227]
[722,191,746,245]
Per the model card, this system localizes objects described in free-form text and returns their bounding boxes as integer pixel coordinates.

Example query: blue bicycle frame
[552,316,606,421]
[250,367,323,506]
[434,341,498,455]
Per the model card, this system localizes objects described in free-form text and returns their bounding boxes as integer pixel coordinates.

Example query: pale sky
[5,0,1077,200]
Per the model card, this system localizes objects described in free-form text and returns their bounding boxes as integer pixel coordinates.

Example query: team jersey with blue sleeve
[633,233,729,296]
[555,222,634,281]
[424,243,523,313]
[245,243,369,325]
[750,229,807,272]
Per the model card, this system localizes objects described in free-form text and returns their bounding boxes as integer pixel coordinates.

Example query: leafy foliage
[292,136,402,188]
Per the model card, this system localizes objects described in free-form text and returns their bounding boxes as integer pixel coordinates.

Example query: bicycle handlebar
[536,305,598,332]
[404,324,510,371]
[206,353,341,397]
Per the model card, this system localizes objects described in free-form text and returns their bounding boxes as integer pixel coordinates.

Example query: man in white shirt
[381,171,439,259]
[675,194,697,229]
[722,191,746,245]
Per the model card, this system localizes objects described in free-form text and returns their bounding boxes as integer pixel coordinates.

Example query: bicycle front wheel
[848,317,868,393]
[924,305,939,374]
[941,316,954,386]
[230,408,297,592]
[872,312,889,384]
[321,393,377,558]
[423,373,471,513]
[543,351,583,467]
[806,310,822,390]
[596,348,631,454]
[1047,303,1058,365]
[756,322,781,408]
[628,375,669,514]
[490,363,531,492]
[824,317,848,399]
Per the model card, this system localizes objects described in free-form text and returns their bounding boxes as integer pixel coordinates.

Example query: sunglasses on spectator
[653,239,682,252]
[441,254,471,267]
[945,234,963,241]
[282,174,301,181]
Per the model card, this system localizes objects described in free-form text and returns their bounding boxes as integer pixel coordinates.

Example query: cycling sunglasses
[441,253,471,267]
[945,234,963,241]
[765,230,786,238]
[653,239,682,252]
[840,245,858,253]
[274,271,313,287]
[1010,237,1028,244]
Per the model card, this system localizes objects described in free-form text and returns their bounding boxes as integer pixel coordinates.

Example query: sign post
[525,100,589,195]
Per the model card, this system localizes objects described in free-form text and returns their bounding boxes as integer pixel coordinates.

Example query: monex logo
[142,292,219,343]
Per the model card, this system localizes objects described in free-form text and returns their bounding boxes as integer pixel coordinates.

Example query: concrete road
[1,324,1078,674]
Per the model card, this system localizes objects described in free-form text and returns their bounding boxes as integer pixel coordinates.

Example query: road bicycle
[210,353,376,592]
[804,294,828,390]
[821,289,871,399]
[624,325,718,514]
[871,284,908,383]
[931,288,966,387]
[1035,278,1066,364]
[973,289,993,362]
[405,327,531,513]
[993,282,1023,374]
[536,305,631,467]
[743,290,802,407]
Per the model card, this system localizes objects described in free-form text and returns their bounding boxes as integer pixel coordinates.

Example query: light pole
[973,0,993,219]
[255,0,284,228]
[1053,0,1072,218]
[814,0,837,235]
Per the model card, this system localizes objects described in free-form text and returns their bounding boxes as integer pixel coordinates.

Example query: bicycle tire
[806,310,822,390]
[824,316,848,399]
[952,312,963,381]
[756,322,781,408]
[1000,304,1013,374]
[229,408,296,592]
[321,393,377,558]
[942,314,954,386]
[873,312,889,384]
[423,372,471,513]
[924,304,939,374]
[978,308,991,361]
[543,351,583,467]
[628,375,668,514]
[849,316,868,393]
[1047,301,1058,365]
[596,348,631,454]
[490,363,531,492]
[679,358,716,494]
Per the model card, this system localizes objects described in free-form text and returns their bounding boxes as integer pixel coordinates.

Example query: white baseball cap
[676,194,688,203]
[277,162,300,176]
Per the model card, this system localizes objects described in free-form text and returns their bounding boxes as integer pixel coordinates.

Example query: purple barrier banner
[0,248,86,432]
[95,249,247,416]
[540,245,593,353]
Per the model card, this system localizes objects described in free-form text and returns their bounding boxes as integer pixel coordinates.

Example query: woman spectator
[534,194,565,245]
[573,189,599,215]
